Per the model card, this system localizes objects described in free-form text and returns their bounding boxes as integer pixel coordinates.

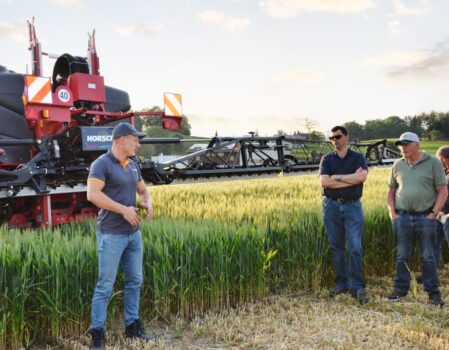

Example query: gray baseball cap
[395,132,419,146]
[112,122,145,139]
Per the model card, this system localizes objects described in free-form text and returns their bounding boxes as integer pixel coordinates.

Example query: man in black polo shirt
[319,125,369,304]
[87,123,153,349]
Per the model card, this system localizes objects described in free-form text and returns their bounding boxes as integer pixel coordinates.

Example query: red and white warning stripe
[164,93,182,117]
[25,76,52,104]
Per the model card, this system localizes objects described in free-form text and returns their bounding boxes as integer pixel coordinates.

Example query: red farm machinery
[0,19,182,228]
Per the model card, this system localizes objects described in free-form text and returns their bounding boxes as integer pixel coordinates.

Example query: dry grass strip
[56,270,449,349]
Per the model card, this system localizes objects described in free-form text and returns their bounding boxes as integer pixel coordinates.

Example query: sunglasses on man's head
[329,134,343,141]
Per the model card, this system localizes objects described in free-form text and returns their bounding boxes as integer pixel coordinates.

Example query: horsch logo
[86,135,113,142]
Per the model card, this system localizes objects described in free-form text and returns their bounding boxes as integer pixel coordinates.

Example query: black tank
[0,69,32,163]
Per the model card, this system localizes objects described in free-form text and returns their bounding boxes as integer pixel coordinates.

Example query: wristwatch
[432,210,439,217]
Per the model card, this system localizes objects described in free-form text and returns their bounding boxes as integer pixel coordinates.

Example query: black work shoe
[429,292,445,307]
[125,319,153,342]
[352,289,370,305]
[387,291,407,302]
[328,288,348,297]
[90,328,105,350]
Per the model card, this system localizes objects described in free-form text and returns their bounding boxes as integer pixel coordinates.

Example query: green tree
[404,115,424,137]
[428,130,443,141]
[343,121,364,140]
[303,118,319,140]
[309,131,325,141]
[135,106,191,136]
[276,130,287,136]
[383,116,408,138]
[133,116,143,131]
[424,111,449,140]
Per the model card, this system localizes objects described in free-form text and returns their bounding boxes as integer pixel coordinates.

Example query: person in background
[87,123,153,349]
[319,125,370,305]
[433,146,449,267]
[387,132,447,307]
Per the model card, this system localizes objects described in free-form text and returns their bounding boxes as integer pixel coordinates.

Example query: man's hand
[389,211,398,221]
[139,200,154,220]
[122,206,141,227]
[426,213,437,221]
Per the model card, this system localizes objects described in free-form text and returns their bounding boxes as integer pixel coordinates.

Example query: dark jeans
[393,214,439,295]
[323,198,365,293]
[434,220,449,267]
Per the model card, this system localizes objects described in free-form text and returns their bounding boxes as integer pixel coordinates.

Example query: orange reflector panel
[41,109,50,119]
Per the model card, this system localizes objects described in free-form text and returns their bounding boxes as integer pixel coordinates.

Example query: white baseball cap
[395,132,419,146]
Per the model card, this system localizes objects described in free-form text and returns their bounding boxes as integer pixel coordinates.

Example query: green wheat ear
[139,207,147,218]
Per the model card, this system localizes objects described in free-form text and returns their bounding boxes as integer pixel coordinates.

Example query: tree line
[133,109,449,157]
[343,111,449,141]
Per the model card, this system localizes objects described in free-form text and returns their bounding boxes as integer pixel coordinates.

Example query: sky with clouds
[1,0,449,137]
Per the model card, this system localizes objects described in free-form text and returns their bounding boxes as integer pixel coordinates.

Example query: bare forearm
[433,187,448,212]
[137,182,152,206]
[334,171,367,185]
[320,171,367,189]
[387,188,396,219]
[321,177,353,189]
[140,191,152,208]
[88,190,126,215]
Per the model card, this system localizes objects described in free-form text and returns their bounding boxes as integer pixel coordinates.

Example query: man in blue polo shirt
[87,123,153,349]
[319,125,369,304]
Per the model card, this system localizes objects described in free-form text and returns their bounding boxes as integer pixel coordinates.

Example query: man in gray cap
[387,132,447,306]
[87,122,153,349]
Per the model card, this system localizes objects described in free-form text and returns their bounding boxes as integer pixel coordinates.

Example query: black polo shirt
[319,149,368,200]
[88,150,143,234]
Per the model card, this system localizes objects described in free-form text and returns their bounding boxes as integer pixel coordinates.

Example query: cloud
[51,0,84,7]
[362,14,378,22]
[388,20,400,34]
[388,39,449,79]
[0,21,27,42]
[276,69,327,83]
[392,0,430,16]
[189,113,312,137]
[198,10,250,32]
[360,40,449,79]
[359,51,429,67]
[113,24,163,38]
[259,0,375,18]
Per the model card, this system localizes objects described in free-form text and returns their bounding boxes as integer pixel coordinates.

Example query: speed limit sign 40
[58,89,71,103]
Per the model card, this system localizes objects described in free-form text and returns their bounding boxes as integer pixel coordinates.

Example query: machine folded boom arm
[137,136,401,184]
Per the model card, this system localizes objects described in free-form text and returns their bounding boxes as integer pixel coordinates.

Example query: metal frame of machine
[0,18,181,228]
[136,136,400,184]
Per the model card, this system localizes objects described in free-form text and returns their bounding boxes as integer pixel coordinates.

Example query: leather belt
[326,197,359,203]
[396,208,432,216]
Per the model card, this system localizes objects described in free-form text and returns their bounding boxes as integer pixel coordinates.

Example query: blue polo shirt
[319,149,368,200]
[88,150,143,234]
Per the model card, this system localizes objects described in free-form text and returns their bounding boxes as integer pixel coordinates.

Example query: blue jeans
[433,221,449,267]
[393,214,439,294]
[91,230,143,330]
[323,198,365,293]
